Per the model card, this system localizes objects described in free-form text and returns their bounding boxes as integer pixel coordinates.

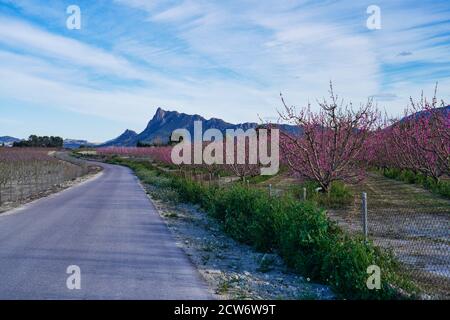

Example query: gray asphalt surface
[0,163,212,300]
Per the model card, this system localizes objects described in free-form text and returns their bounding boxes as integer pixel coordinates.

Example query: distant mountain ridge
[0,136,20,143]
[63,139,98,149]
[0,136,21,146]
[101,108,301,147]
[400,104,450,123]
[2,105,447,149]
[101,105,449,147]
[99,129,138,147]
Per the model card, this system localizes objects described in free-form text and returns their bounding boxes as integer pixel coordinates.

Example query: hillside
[99,129,138,147]
[63,139,98,149]
[0,136,21,146]
[400,105,450,123]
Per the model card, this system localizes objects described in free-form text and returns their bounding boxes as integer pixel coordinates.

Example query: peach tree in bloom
[97,146,173,166]
[279,83,380,193]
[372,89,449,181]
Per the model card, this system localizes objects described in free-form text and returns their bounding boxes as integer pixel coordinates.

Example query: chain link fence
[0,151,91,210]
[327,174,450,299]
[152,165,450,298]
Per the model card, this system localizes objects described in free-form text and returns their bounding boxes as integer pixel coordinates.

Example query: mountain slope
[400,105,450,123]
[100,129,138,147]
[0,136,20,143]
[100,108,302,147]
[135,108,265,144]
[63,139,98,149]
[0,136,21,146]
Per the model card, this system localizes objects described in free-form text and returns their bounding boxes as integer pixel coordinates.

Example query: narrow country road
[0,163,212,299]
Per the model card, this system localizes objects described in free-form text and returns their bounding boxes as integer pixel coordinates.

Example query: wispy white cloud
[0,16,147,80]
[0,0,449,140]
[152,0,203,22]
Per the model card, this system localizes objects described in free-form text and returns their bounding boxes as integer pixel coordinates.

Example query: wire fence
[328,189,450,299]
[177,169,450,299]
[0,151,91,209]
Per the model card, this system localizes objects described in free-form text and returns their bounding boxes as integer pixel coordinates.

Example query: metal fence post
[269,184,272,197]
[362,192,368,241]
[303,187,307,201]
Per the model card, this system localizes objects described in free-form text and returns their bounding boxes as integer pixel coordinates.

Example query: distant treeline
[13,135,63,148]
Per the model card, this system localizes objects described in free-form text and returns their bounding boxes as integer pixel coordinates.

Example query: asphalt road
[0,163,212,299]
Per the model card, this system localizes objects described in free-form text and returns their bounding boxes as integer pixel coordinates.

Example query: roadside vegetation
[74,86,447,299]
[107,157,416,300]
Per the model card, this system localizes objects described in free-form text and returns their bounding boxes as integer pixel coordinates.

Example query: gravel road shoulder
[145,184,335,300]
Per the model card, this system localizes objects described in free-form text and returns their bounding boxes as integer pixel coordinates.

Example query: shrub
[400,170,416,184]
[114,158,414,299]
[214,185,277,251]
[318,235,402,299]
[148,186,180,203]
[187,181,410,298]
[275,198,332,276]
[290,180,353,209]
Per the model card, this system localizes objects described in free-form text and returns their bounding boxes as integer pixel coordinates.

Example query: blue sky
[0,0,449,142]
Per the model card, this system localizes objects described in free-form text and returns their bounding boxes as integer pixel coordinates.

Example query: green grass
[289,181,354,209]
[257,254,276,273]
[246,166,289,185]
[246,174,273,184]
[380,168,450,199]
[108,157,416,300]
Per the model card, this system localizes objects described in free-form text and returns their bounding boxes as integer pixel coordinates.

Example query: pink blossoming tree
[279,83,380,193]
[375,88,449,181]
